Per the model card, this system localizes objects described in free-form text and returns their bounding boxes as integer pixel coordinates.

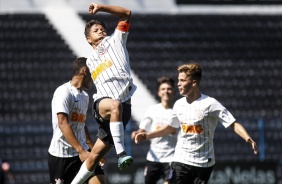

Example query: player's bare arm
[85,126,94,149]
[89,3,131,22]
[135,125,176,144]
[230,122,258,154]
[57,113,90,161]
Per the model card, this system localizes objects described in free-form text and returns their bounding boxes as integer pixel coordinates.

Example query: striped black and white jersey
[139,104,177,163]
[87,28,136,103]
[48,81,89,158]
[168,94,235,167]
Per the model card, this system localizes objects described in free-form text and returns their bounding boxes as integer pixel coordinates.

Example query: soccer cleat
[117,152,133,170]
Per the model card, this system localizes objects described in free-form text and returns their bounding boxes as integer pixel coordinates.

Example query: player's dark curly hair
[157,76,174,89]
[72,57,87,76]
[84,19,107,38]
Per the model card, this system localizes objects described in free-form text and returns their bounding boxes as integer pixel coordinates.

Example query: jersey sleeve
[168,103,181,128]
[139,107,153,131]
[53,86,71,115]
[116,21,130,32]
[112,22,129,45]
[139,117,153,131]
[209,98,236,128]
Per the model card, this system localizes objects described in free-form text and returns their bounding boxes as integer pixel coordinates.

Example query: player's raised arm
[89,3,131,23]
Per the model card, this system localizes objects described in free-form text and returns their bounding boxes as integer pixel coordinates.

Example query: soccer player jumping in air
[71,2,136,184]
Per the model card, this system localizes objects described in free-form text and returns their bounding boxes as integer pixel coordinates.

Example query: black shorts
[144,161,171,184]
[168,161,213,184]
[48,153,104,184]
[92,97,132,146]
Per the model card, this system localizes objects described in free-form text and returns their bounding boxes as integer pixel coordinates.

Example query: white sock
[71,161,94,184]
[110,121,125,155]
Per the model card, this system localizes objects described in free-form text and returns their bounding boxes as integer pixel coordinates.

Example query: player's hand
[247,138,258,154]
[78,149,90,162]
[89,3,100,14]
[135,132,148,144]
[131,131,138,141]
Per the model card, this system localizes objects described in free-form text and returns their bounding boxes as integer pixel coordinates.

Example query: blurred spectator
[0,159,14,184]
[131,76,177,184]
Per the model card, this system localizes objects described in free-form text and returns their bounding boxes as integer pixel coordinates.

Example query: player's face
[87,24,107,47]
[178,72,193,97]
[83,67,92,90]
[158,83,174,103]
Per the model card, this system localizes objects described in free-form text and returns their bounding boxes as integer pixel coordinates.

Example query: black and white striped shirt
[169,94,235,167]
[87,28,136,102]
[49,82,89,157]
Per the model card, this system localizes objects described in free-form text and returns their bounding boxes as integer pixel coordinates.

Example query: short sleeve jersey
[48,82,89,158]
[168,94,235,167]
[139,104,177,163]
[87,28,137,103]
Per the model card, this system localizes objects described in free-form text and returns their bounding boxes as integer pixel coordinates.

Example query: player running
[135,63,258,184]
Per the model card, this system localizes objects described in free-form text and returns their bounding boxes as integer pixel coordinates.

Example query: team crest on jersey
[96,44,106,55]
[194,109,204,120]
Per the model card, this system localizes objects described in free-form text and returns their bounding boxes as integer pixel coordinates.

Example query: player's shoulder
[199,94,225,111]
[146,103,164,113]
[172,97,186,111]
[200,94,219,104]
[114,27,129,34]
[111,28,129,41]
[54,82,71,96]
[174,97,187,105]
[149,103,162,109]
[81,90,89,98]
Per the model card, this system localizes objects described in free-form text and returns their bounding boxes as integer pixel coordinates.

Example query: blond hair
[178,63,202,85]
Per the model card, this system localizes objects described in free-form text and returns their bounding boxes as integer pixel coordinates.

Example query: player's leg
[168,161,194,184]
[144,161,162,184]
[87,161,106,184]
[71,138,111,184]
[88,175,106,184]
[97,98,133,169]
[193,165,213,184]
[116,100,133,170]
[161,162,171,184]
[98,98,126,154]
[48,153,81,184]
[48,153,65,184]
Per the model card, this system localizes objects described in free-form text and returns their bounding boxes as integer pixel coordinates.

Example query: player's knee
[87,153,101,170]
[110,100,122,114]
